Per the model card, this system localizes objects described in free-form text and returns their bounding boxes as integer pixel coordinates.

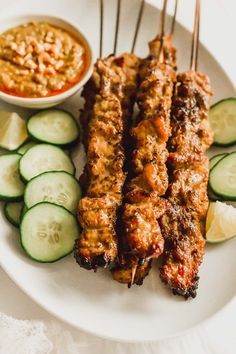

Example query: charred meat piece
[160,205,205,298]
[75,196,119,270]
[123,192,169,258]
[75,54,140,270]
[112,255,152,287]
[160,70,213,298]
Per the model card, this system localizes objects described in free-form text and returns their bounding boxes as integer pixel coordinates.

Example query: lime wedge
[0,112,28,151]
[206,201,236,243]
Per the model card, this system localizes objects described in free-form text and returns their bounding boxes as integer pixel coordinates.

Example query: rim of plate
[0,0,236,343]
[0,260,235,343]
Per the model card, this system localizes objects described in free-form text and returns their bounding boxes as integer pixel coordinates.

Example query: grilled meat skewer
[160,71,213,298]
[112,33,177,286]
[159,0,213,299]
[74,54,140,270]
[123,33,176,259]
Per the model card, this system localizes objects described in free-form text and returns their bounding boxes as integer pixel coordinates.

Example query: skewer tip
[131,0,145,54]
[171,0,178,34]
[99,0,104,58]
[130,262,138,287]
[158,0,168,62]
[114,0,121,55]
[190,0,200,71]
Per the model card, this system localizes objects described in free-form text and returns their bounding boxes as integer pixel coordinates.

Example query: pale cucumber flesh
[24,171,81,213]
[210,99,236,146]
[19,144,75,181]
[27,109,79,145]
[209,152,236,199]
[0,154,24,200]
[209,153,227,170]
[20,202,79,262]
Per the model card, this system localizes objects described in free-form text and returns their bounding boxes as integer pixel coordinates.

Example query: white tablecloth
[0,0,236,353]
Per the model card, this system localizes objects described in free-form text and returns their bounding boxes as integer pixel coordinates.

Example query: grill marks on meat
[160,71,213,298]
[160,206,205,298]
[80,54,140,149]
[74,54,140,270]
[123,192,168,258]
[112,35,176,286]
[76,195,119,269]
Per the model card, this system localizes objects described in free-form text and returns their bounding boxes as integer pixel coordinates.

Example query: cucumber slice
[209,151,236,200]
[209,98,236,146]
[27,109,79,146]
[19,144,75,182]
[17,141,37,155]
[0,154,25,201]
[20,202,80,262]
[4,201,24,227]
[209,153,228,171]
[208,186,221,201]
[24,171,81,214]
[209,153,229,201]
[20,205,28,222]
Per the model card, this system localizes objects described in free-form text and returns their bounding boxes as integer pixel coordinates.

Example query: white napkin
[0,312,235,354]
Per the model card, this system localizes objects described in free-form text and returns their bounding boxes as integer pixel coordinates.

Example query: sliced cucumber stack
[2,108,81,264]
[4,201,24,227]
[20,202,80,262]
[209,98,236,146]
[19,144,75,182]
[27,109,79,146]
[24,171,81,214]
[209,151,236,200]
[0,154,25,201]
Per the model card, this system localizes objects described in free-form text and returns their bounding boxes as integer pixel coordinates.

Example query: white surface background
[0,0,236,353]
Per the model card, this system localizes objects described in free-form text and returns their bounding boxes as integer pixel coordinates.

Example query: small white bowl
[0,15,94,109]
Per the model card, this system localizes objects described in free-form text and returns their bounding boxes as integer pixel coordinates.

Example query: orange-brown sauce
[0,22,89,98]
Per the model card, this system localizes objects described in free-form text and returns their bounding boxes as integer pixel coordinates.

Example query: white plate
[0,0,236,343]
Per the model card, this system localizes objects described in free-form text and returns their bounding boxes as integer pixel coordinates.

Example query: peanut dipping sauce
[0,22,89,98]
